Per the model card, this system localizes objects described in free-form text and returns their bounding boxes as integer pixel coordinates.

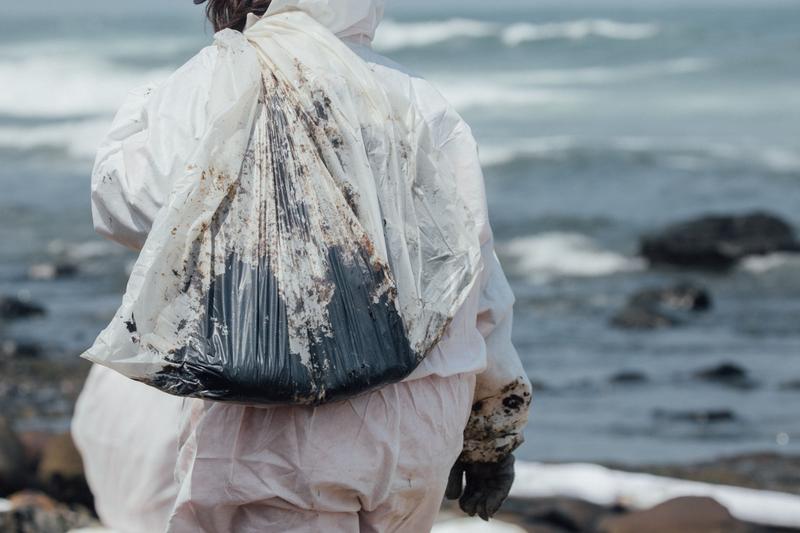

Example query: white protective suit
[72,1,532,531]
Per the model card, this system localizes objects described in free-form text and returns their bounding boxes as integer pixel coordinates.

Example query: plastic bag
[83,11,481,405]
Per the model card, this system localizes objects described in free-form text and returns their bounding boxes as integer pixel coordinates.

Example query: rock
[609,371,648,384]
[694,362,755,389]
[28,262,78,281]
[1,340,43,359]
[0,490,98,532]
[780,380,800,391]
[0,417,28,496]
[37,433,92,509]
[16,431,53,468]
[610,306,681,330]
[0,297,45,321]
[653,408,737,424]
[503,497,610,532]
[597,496,751,533]
[641,212,800,270]
[611,282,711,330]
[633,452,800,495]
[630,283,712,312]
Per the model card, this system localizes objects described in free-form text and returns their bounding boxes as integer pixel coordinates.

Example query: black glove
[445,453,515,521]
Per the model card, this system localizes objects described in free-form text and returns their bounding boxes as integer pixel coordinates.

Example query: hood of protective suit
[265,0,385,43]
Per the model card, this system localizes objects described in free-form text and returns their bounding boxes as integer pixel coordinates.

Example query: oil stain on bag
[84,19,480,406]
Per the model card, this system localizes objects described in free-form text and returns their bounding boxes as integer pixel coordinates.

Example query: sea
[1,0,798,464]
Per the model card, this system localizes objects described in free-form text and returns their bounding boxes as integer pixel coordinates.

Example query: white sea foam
[0,119,110,159]
[0,35,199,62]
[479,137,577,167]
[512,462,800,529]
[434,81,579,112]
[47,239,128,260]
[500,57,712,86]
[0,55,169,118]
[433,518,525,533]
[502,19,660,46]
[479,136,800,175]
[374,18,496,51]
[740,253,800,274]
[374,18,660,51]
[502,232,644,283]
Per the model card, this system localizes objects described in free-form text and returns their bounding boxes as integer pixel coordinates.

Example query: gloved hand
[445,453,515,521]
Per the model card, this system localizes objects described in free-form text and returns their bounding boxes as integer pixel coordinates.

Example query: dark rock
[27,262,78,281]
[780,380,800,391]
[36,433,92,510]
[694,362,756,389]
[611,282,711,330]
[611,306,681,329]
[641,212,800,270]
[16,431,52,468]
[0,297,45,321]
[631,452,800,495]
[0,490,98,532]
[0,340,43,359]
[609,371,648,384]
[0,417,28,496]
[597,496,751,533]
[653,408,737,424]
[630,283,712,312]
[509,496,609,532]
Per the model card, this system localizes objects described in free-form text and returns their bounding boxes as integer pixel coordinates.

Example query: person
[71,0,532,531]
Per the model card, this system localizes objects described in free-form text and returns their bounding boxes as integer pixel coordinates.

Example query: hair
[201,0,273,32]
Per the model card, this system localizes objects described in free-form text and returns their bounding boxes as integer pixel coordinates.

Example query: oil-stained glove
[445,453,515,521]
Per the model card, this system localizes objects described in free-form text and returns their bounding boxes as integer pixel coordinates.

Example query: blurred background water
[1,0,798,464]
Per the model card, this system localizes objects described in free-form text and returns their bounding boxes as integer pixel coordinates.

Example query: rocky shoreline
[0,354,798,532]
[1,211,799,531]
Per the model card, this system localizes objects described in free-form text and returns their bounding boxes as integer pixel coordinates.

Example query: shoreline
[1,356,799,532]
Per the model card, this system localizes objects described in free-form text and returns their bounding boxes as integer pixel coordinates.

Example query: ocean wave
[0,119,110,160]
[428,57,709,113]
[0,35,200,63]
[47,239,128,260]
[374,18,660,51]
[502,232,644,283]
[479,137,578,167]
[480,136,800,174]
[373,18,496,50]
[0,55,170,118]
[498,58,712,86]
[502,19,660,46]
[739,253,800,274]
[434,82,580,112]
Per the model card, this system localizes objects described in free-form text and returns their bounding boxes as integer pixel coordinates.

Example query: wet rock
[17,431,52,468]
[1,340,43,359]
[502,496,610,532]
[28,262,78,281]
[37,433,92,509]
[780,380,800,391]
[610,306,680,329]
[0,490,98,532]
[609,371,648,384]
[0,297,45,321]
[611,282,711,330]
[653,408,737,424]
[694,362,755,389]
[597,496,751,533]
[633,452,800,495]
[641,212,800,270]
[0,417,28,496]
